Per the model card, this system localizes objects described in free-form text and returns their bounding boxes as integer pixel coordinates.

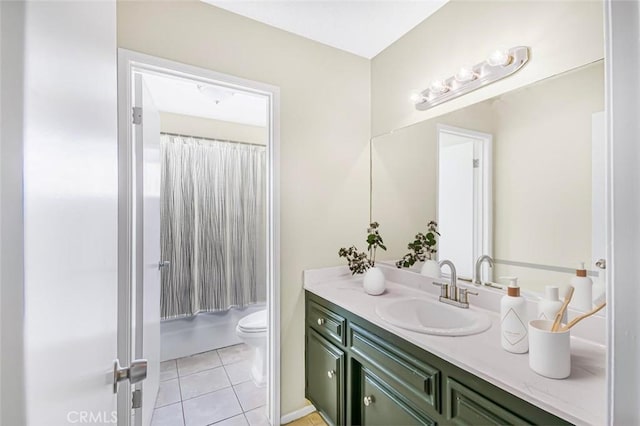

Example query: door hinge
[132,107,142,125]
[132,389,143,409]
[473,159,480,168]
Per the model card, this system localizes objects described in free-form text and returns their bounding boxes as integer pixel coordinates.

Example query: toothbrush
[551,286,574,332]
[561,302,606,331]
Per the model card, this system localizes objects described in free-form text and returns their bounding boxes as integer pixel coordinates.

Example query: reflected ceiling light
[487,49,511,67]
[429,80,449,94]
[454,66,477,83]
[413,46,530,111]
[409,92,425,103]
[197,84,234,105]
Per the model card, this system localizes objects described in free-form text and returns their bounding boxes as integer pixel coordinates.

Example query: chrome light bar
[414,46,530,111]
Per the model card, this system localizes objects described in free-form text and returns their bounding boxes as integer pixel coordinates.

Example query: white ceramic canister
[420,259,442,278]
[363,267,386,295]
[528,319,571,379]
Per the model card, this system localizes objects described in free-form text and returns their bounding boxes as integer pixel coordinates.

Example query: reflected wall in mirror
[372,61,605,295]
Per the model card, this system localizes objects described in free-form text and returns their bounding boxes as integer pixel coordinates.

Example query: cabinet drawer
[306,329,345,426]
[446,378,531,425]
[360,367,435,426]
[350,323,440,413]
[307,300,346,346]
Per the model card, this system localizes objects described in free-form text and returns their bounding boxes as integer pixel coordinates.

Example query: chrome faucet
[439,260,458,298]
[474,255,494,285]
[433,259,477,309]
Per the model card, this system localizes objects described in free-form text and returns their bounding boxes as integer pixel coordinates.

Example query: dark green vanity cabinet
[305,291,572,426]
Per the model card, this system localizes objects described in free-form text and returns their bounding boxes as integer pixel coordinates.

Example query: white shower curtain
[160,134,266,319]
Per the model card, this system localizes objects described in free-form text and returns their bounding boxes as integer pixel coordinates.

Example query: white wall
[159,112,267,145]
[0,2,26,424]
[117,1,371,415]
[491,63,604,289]
[371,0,604,135]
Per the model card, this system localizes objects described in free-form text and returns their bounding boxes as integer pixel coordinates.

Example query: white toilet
[236,309,268,387]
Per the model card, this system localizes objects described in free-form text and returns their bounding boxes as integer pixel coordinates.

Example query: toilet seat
[237,309,267,333]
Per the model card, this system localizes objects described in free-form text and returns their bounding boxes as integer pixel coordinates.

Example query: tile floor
[153,344,268,426]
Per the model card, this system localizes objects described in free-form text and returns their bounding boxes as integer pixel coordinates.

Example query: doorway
[437,124,492,280]
[117,50,280,426]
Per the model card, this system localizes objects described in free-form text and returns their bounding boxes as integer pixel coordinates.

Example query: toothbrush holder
[528,319,571,379]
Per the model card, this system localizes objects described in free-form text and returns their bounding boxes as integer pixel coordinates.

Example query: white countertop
[303,265,606,426]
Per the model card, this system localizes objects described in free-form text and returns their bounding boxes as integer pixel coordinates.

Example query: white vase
[363,267,386,295]
[420,259,441,278]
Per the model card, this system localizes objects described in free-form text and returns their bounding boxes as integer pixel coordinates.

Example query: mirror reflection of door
[437,125,492,280]
[591,111,606,299]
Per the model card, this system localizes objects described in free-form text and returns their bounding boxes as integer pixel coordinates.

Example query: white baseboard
[280,404,316,424]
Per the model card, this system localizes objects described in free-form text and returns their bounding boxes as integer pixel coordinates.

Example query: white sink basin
[375,297,492,336]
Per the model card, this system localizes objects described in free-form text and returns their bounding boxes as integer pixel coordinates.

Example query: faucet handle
[458,288,479,305]
[433,281,449,299]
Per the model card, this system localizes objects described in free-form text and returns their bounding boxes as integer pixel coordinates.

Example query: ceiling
[143,73,268,127]
[203,1,449,59]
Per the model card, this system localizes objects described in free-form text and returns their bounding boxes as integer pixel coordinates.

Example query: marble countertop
[303,265,606,426]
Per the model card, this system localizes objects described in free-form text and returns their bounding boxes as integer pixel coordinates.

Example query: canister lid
[545,285,560,301]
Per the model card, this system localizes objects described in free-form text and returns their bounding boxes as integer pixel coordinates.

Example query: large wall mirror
[372,61,605,296]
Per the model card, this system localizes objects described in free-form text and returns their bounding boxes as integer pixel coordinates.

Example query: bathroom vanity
[304,266,605,426]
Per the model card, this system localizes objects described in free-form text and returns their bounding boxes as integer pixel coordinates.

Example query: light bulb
[487,50,511,67]
[454,67,476,83]
[410,92,425,103]
[429,80,449,94]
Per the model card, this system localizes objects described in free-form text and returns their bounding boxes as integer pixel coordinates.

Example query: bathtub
[160,304,265,361]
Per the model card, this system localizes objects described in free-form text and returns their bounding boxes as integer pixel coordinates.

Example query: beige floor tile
[212,414,249,426]
[179,366,231,400]
[151,402,184,426]
[182,387,242,426]
[244,406,269,426]
[233,381,266,412]
[155,378,181,408]
[160,359,178,382]
[177,350,223,377]
[218,344,253,365]
[223,360,252,385]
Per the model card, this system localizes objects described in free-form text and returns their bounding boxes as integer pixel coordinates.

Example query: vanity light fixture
[413,46,530,111]
[454,66,477,83]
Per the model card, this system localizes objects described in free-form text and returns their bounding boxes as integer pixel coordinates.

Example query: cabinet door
[360,368,435,426]
[446,378,531,425]
[306,329,345,425]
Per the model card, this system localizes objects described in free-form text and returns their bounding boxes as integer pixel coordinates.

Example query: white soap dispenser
[500,277,528,354]
[537,285,566,323]
[569,262,593,311]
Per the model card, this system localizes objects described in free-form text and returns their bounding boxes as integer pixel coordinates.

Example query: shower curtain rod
[161,131,266,148]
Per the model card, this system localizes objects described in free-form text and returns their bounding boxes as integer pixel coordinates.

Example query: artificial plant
[338,222,387,274]
[395,220,440,268]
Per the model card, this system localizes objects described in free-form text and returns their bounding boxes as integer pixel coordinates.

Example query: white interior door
[19,1,119,424]
[133,74,161,426]
[438,134,475,277]
[437,126,492,280]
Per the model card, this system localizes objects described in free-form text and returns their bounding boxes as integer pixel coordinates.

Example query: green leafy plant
[396,221,440,268]
[338,222,387,275]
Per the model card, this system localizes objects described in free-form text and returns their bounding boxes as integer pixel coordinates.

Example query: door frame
[116,48,281,425]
